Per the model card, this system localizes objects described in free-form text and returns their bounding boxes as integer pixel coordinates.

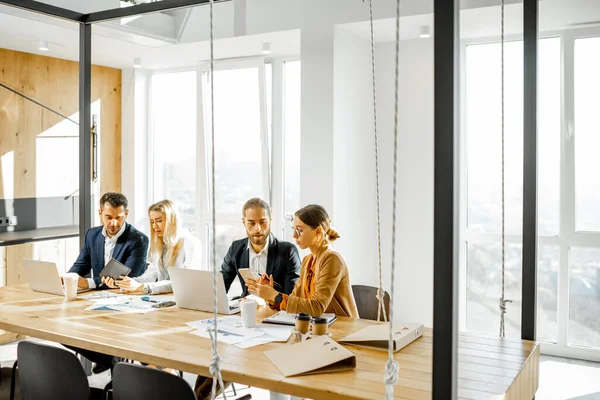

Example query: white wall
[121,68,150,235]
[332,27,379,288]
[375,39,434,326]
[330,31,434,326]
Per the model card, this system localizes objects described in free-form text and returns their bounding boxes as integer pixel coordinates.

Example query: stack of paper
[84,296,158,313]
[186,316,293,348]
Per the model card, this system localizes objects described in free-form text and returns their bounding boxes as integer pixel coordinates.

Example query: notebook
[339,322,423,352]
[263,311,337,326]
[264,335,356,377]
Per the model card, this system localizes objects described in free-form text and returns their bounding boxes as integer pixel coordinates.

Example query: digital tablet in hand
[238,268,257,283]
[99,259,131,280]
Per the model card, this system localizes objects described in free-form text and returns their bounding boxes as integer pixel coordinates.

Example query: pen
[141,296,158,303]
[262,276,282,289]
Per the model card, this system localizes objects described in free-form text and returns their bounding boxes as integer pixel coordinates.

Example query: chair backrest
[112,363,196,400]
[17,341,90,400]
[352,285,391,321]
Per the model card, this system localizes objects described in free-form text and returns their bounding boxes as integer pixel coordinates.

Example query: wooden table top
[0,285,539,399]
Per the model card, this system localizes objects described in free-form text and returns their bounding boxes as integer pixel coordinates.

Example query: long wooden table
[0,285,539,399]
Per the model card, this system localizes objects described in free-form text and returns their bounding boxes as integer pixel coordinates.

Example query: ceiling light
[419,25,431,39]
[262,42,271,55]
[39,40,49,51]
[133,58,142,68]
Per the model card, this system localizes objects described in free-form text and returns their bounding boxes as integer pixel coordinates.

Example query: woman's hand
[246,277,278,303]
[101,276,119,289]
[114,276,145,293]
[258,273,274,287]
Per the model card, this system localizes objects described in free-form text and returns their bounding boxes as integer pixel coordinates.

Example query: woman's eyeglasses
[291,226,304,236]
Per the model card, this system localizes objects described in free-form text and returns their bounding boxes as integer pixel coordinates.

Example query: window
[463,38,560,341]
[574,37,600,233]
[463,32,600,360]
[200,64,270,267]
[151,71,197,233]
[149,61,299,272]
[201,67,266,215]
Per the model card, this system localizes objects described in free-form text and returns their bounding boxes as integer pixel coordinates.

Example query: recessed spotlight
[262,42,271,55]
[39,40,49,51]
[133,58,142,68]
[419,25,431,39]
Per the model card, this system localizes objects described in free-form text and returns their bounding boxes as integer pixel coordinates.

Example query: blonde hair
[295,204,340,243]
[148,200,184,267]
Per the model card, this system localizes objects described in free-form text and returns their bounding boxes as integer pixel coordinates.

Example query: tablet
[99,258,131,279]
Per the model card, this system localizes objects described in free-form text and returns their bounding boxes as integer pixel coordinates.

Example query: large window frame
[147,56,301,269]
[459,26,600,362]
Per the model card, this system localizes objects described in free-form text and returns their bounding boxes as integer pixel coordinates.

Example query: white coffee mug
[63,273,79,301]
[240,299,257,328]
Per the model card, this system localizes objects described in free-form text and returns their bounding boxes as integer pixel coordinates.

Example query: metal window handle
[567,122,574,140]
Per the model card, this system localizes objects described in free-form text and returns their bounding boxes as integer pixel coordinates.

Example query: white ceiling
[342,0,600,42]
[0,8,299,70]
[0,0,598,70]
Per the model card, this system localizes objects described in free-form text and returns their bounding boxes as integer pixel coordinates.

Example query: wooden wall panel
[0,48,122,198]
[0,48,122,344]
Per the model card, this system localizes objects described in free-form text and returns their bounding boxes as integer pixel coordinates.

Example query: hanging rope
[385,0,401,398]
[499,0,512,338]
[208,0,226,398]
[363,0,387,323]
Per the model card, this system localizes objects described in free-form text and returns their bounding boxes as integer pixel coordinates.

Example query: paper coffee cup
[240,299,257,328]
[63,273,79,301]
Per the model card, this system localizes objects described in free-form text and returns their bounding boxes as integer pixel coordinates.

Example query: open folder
[264,336,356,377]
[339,322,423,352]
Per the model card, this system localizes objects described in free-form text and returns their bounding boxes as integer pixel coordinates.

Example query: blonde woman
[102,200,203,294]
[247,204,358,318]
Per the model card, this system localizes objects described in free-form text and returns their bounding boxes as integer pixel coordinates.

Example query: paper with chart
[84,296,157,313]
[187,316,293,347]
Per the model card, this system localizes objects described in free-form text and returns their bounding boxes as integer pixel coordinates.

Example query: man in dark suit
[221,198,301,298]
[196,198,301,399]
[66,192,148,374]
[68,192,149,290]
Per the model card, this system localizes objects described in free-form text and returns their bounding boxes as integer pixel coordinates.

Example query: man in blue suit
[66,192,148,374]
[68,192,148,290]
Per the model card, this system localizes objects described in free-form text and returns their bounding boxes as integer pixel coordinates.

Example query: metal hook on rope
[364,0,388,324]
[208,0,226,398]
[498,0,511,339]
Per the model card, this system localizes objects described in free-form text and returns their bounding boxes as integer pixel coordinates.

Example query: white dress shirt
[247,236,269,278]
[87,222,127,289]
[135,231,203,294]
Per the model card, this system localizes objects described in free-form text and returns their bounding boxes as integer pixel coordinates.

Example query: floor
[2,340,600,399]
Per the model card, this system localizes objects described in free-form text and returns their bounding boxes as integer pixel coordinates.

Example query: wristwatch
[273,293,283,305]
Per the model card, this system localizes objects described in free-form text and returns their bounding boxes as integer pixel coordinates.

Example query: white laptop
[169,268,240,315]
[21,259,90,296]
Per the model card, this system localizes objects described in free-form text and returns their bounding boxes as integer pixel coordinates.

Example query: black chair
[111,363,196,400]
[352,284,391,321]
[0,360,19,400]
[17,341,90,400]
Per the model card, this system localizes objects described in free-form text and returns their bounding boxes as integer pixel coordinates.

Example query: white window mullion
[559,30,576,349]
[270,60,286,239]
[197,69,210,267]
[258,63,271,205]
[459,41,469,333]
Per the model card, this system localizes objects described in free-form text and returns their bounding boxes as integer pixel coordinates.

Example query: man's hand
[101,276,119,289]
[77,276,89,289]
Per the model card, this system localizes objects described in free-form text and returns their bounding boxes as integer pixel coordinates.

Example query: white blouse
[135,231,204,294]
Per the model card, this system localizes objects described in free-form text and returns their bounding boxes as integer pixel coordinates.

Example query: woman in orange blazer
[247,204,358,318]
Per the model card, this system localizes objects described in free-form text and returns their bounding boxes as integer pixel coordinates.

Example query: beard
[248,231,269,246]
